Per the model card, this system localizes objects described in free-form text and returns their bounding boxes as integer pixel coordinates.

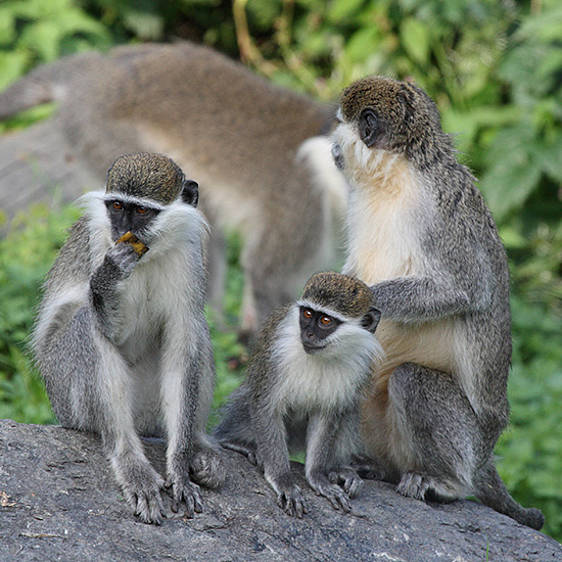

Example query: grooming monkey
[32,153,223,525]
[214,272,383,517]
[0,42,347,337]
[331,76,544,529]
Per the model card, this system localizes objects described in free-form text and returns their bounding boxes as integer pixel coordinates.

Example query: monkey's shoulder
[46,216,92,287]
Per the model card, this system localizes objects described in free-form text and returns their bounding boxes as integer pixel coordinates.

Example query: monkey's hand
[270,472,307,518]
[105,241,144,279]
[165,468,203,518]
[115,459,165,525]
[307,470,352,513]
[328,467,364,499]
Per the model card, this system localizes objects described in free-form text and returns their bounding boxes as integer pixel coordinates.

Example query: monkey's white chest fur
[271,308,379,413]
[333,124,458,378]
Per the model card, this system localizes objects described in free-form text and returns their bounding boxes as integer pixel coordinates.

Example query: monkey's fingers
[170,479,203,518]
[322,485,352,513]
[277,486,306,518]
[136,491,165,525]
[329,469,364,498]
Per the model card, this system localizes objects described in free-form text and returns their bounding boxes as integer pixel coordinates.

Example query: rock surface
[0,420,560,561]
[0,121,96,220]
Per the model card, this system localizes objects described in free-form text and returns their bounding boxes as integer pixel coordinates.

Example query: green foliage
[0,0,111,89]
[0,204,80,424]
[0,0,560,542]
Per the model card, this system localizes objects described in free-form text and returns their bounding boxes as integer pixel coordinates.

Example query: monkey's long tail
[0,53,94,119]
[474,459,544,530]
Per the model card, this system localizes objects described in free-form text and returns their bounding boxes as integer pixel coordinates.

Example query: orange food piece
[116,231,149,256]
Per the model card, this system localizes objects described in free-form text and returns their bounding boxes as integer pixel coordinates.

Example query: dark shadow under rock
[0,420,559,561]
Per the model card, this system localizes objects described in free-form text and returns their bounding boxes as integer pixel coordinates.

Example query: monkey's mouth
[331,143,345,170]
[302,342,327,354]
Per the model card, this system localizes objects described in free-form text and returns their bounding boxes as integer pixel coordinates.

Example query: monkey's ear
[182,180,199,207]
[361,307,381,333]
[358,108,378,148]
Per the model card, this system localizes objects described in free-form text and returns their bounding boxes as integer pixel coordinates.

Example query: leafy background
[0,0,560,541]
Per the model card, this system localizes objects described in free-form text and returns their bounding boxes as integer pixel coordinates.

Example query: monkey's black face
[105,199,161,242]
[299,307,342,354]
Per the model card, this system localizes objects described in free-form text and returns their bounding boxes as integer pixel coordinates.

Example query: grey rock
[0,420,560,561]
[0,121,96,220]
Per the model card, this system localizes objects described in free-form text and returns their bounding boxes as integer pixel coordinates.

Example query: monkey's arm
[89,243,142,342]
[251,398,307,518]
[305,412,362,512]
[160,322,208,518]
[370,270,492,323]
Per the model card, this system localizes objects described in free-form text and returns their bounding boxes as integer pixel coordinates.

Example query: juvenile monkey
[32,153,223,524]
[331,76,544,529]
[0,42,348,337]
[214,272,383,517]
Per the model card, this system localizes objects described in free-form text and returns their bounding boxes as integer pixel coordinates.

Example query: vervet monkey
[32,153,223,525]
[0,42,348,338]
[331,76,544,529]
[214,272,383,517]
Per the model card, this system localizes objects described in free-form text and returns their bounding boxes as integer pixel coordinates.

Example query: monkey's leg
[387,363,476,503]
[40,302,166,524]
[305,412,359,512]
[254,408,307,518]
[326,412,366,499]
[94,330,166,525]
[213,387,261,466]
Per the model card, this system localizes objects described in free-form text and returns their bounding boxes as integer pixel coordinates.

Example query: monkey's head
[297,272,380,355]
[102,152,200,243]
[331,76,446,172]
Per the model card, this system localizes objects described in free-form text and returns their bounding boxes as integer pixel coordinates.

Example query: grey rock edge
[0,420,560,562]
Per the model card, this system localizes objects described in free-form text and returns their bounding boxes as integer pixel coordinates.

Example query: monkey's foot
[328,467,364,498]
[307,471,352,513]
[119,462,165,525]
[190,447,225,489]
[396,471,460,503]
[270,472,307,518]
[165,471,203,518]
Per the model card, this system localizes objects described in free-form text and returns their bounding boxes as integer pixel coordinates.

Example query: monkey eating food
[33,152,223,524]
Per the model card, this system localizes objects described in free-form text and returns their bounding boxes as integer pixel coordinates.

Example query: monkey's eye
[112,201,123,211]
[303,308,313,320]
[320,315,332,326]
[136,207,147,214]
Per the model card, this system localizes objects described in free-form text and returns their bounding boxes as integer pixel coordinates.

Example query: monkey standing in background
[331,76,544,529]
[215,272,383,517]
[0,42,348,339]
[32,153,223,525]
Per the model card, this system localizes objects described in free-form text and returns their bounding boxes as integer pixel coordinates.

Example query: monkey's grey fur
[331,76,544,529]
[0,42,348,339]
[214,272,383,517]
[32,153,223,525]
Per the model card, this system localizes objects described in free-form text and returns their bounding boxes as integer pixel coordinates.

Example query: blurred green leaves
[0,0,110,88]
